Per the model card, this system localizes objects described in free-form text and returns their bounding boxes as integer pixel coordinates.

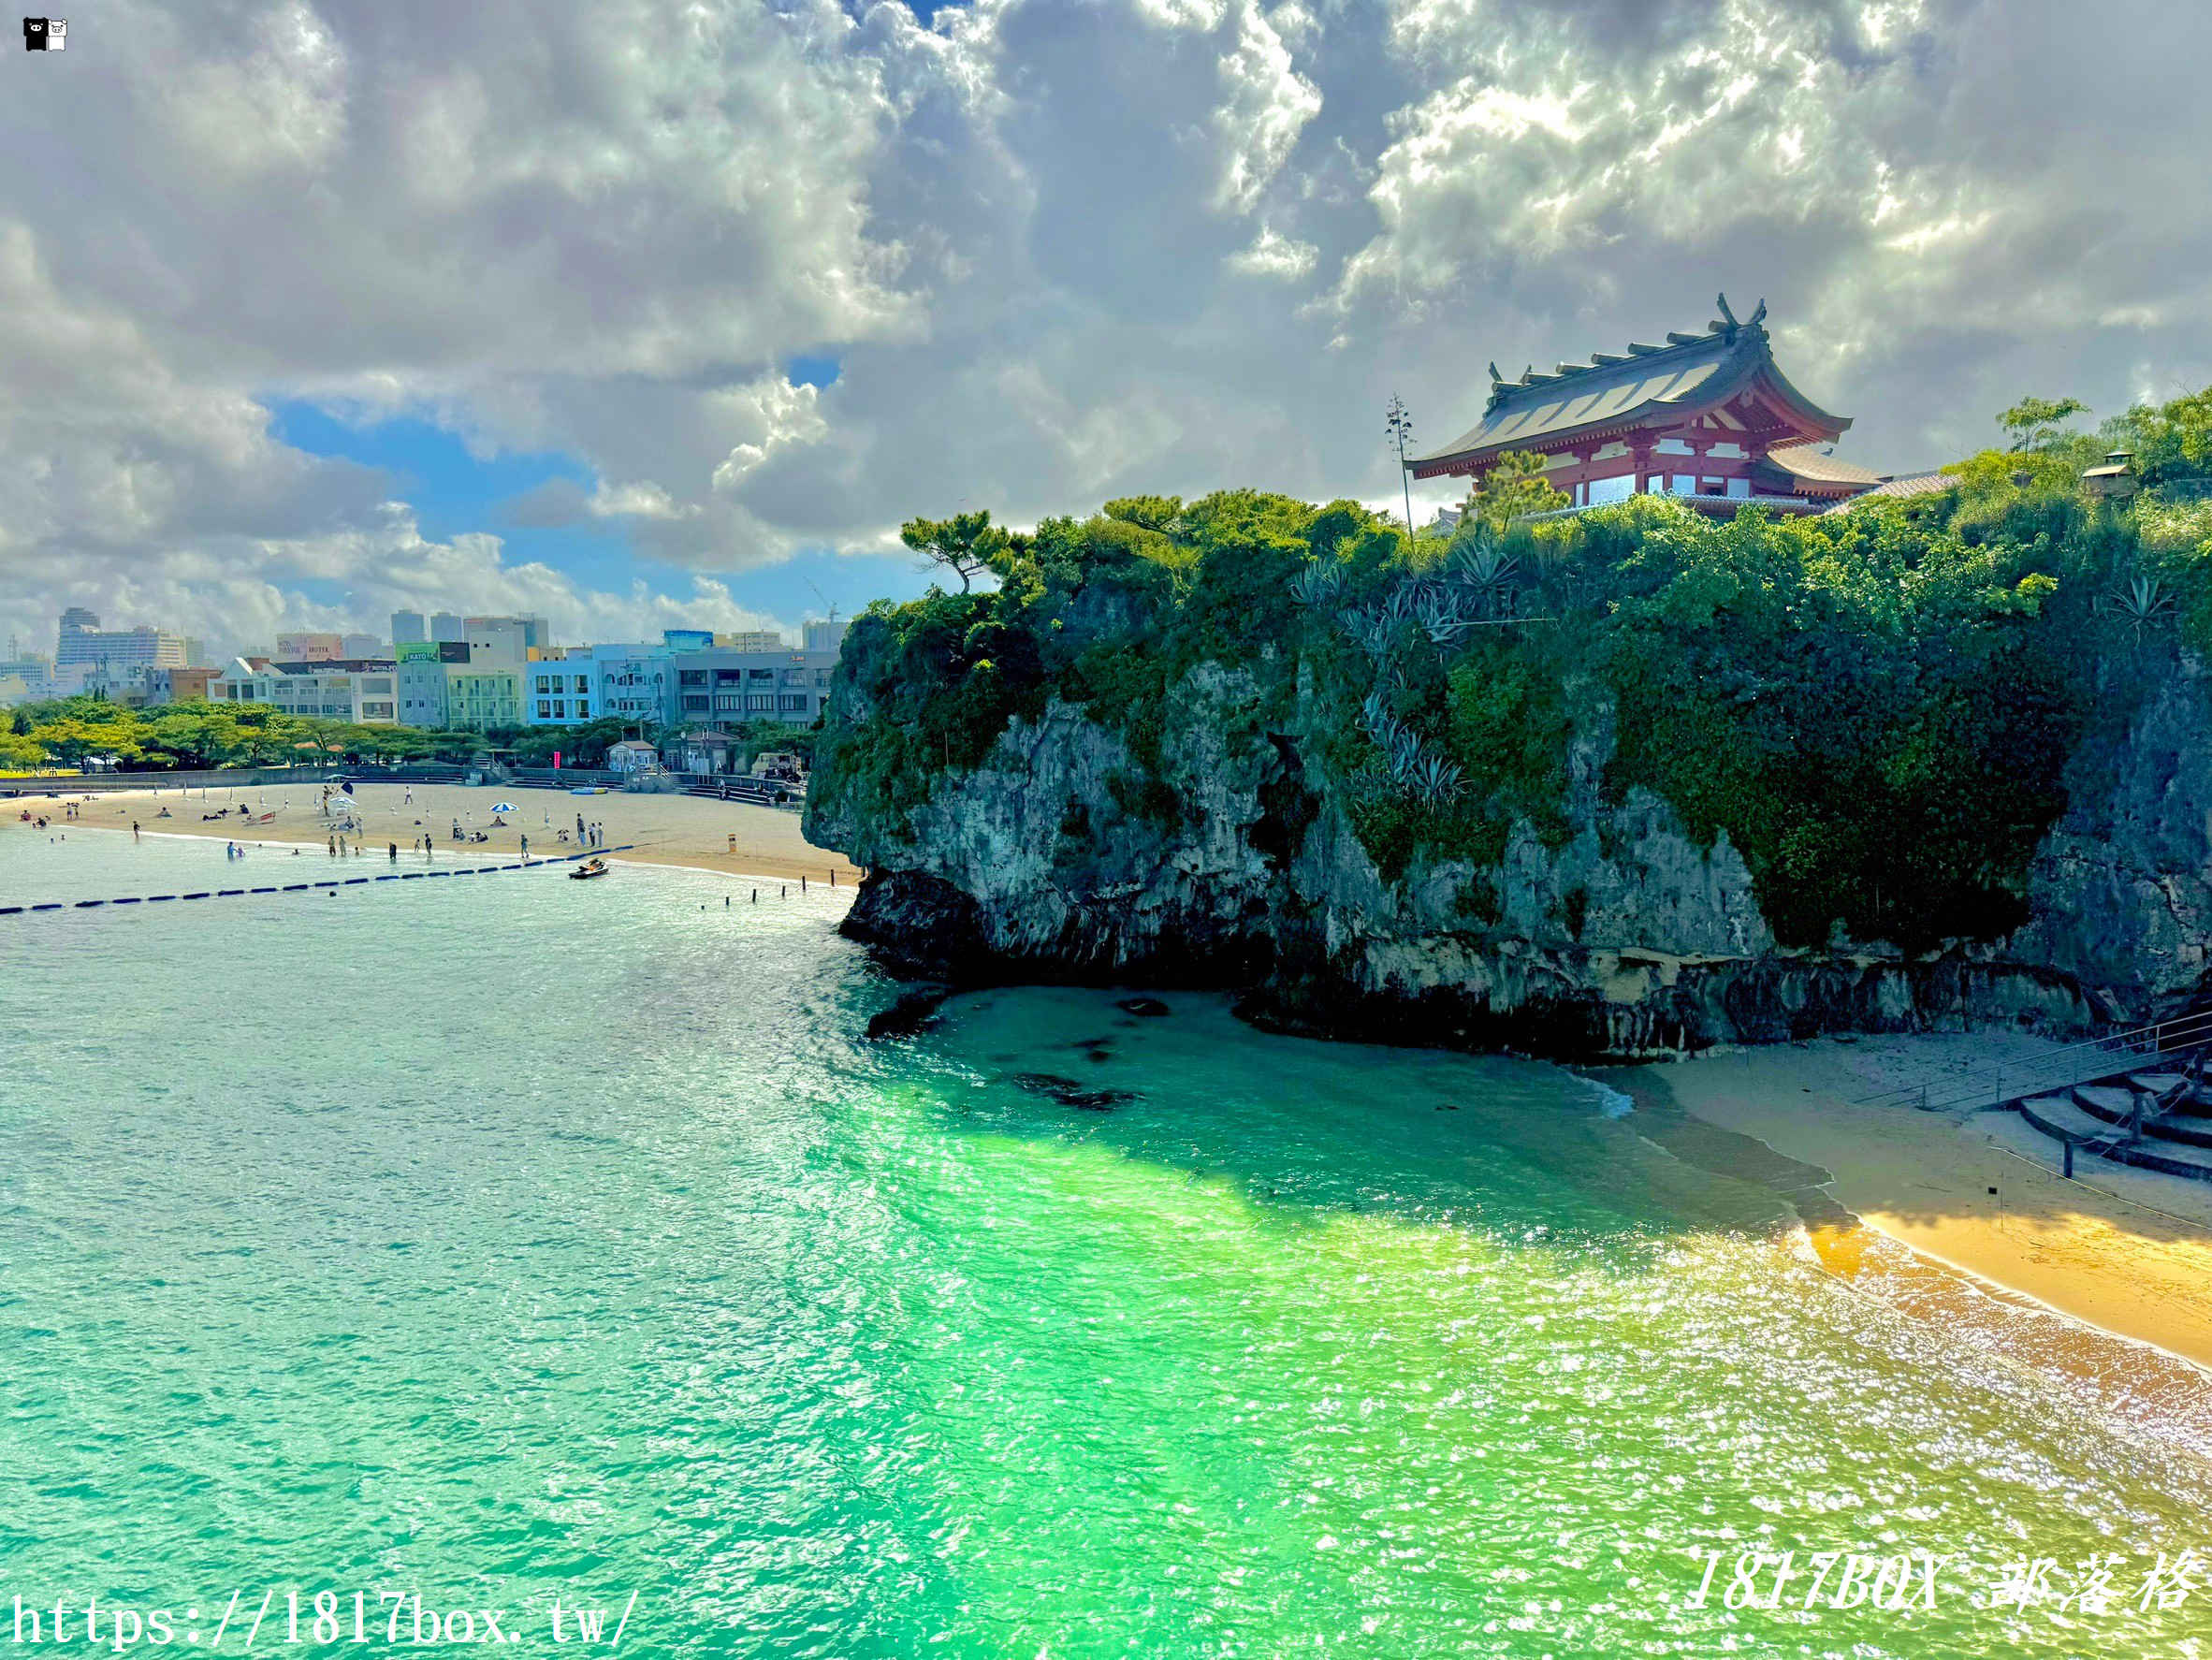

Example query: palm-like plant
[1290,560,1344,606]
[1417,584,1475,648]
[2103,574,2176,639]
[1406,753,1463,803]
[1347,606,1400,661]
[1448,532,1521,619]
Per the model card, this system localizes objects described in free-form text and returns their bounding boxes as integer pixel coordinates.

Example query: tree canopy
[817,383,2212,957]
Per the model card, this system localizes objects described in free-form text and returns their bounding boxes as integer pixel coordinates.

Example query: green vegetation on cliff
[816,391,2212,954]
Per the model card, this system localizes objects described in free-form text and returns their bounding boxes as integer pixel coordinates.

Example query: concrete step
[2147,1112,2212,1149]
[2069,1082,2212,1146]
[2130,1072,2212,1116]
[2023,1094,2124,1143]
[2128,1071,2190,1097]
[2072,1084,2140,1124]
[2017,1096,2212,1182]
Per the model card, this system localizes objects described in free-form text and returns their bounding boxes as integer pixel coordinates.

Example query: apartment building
[671,648,838,726]
[211,660,399,723]
[394,641,466,727]
[444,666,522,731]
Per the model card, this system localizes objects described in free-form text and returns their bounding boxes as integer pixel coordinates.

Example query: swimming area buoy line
[1,847,638,915]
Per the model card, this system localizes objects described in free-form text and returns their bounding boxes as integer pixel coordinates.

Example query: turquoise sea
[6,819,2212,1657]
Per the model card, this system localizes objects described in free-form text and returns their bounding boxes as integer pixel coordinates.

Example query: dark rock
[1059,1090,1130,1112]
[1006,1071,1139,1111]
[866,985,951,1041]
[1007,1071,1085,1094]
[811,656,2212,1061]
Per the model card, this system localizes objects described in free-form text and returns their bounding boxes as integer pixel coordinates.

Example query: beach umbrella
[490,801,517,812]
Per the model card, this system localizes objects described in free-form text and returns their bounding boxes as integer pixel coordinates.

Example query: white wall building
[212,661,398,723]
[55,608,186,671]
[671,648,839,726]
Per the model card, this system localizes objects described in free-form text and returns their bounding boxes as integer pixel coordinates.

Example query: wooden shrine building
[1408,296,1885,516]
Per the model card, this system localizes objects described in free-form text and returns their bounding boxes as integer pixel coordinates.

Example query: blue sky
[267,386,929,638]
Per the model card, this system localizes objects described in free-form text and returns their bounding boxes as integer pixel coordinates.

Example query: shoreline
[22,792,2205,1415]
[19,780,862,887]
[1613,1032,2212,1407]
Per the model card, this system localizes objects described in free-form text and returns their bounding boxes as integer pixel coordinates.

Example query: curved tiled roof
[1409,297,1850,476]
[1764,444,1882,486]
[1820,471,1954,512]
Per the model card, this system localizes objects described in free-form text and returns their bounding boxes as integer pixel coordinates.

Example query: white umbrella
[490,801,517,812]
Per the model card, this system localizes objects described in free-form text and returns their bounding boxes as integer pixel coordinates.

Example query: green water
[5,823,2212,1657]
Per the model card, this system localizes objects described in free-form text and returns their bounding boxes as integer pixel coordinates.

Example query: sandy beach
[1620,1033,2212,1376]
[10,779,862,886]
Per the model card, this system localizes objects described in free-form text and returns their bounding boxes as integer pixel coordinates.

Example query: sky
[3,0,2208,661]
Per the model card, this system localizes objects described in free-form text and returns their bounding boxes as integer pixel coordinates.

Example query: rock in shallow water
[1005,1071,1140,1111]
[866,985,951,1041]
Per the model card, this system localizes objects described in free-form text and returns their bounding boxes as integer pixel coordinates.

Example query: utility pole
[1385,394,1416,537]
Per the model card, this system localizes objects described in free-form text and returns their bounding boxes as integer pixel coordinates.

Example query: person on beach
[520,834,530,860]
[132,821,140,840]
[389,843,398,861]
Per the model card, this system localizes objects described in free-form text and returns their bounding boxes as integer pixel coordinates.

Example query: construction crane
[804,577,840,643]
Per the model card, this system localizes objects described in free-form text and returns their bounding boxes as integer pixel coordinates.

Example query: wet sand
[19,779,862,886]
[1621,1033,2212,1374]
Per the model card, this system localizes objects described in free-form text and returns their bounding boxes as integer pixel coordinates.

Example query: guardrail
[1855,1006,2212,1114]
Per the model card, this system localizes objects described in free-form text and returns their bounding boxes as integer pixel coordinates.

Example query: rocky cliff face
[807,656,2212,1059]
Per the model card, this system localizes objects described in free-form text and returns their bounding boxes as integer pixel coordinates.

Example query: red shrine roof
[1409,297,1852,480]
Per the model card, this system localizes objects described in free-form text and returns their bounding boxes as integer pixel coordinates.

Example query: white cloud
[709,377,832,494]
[1229,225,1319,280]
[4,0,2212,660]
[1211,0,1323,212]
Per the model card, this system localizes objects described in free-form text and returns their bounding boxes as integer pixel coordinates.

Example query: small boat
[569,858,610,881]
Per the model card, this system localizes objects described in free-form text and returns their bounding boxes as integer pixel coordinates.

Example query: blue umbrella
[490,801,517,812]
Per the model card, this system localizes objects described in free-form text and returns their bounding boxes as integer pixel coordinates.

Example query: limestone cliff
[808,655,2211,1059]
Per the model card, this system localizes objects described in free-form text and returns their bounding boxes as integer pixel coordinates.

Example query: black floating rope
[7,844,643,917]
